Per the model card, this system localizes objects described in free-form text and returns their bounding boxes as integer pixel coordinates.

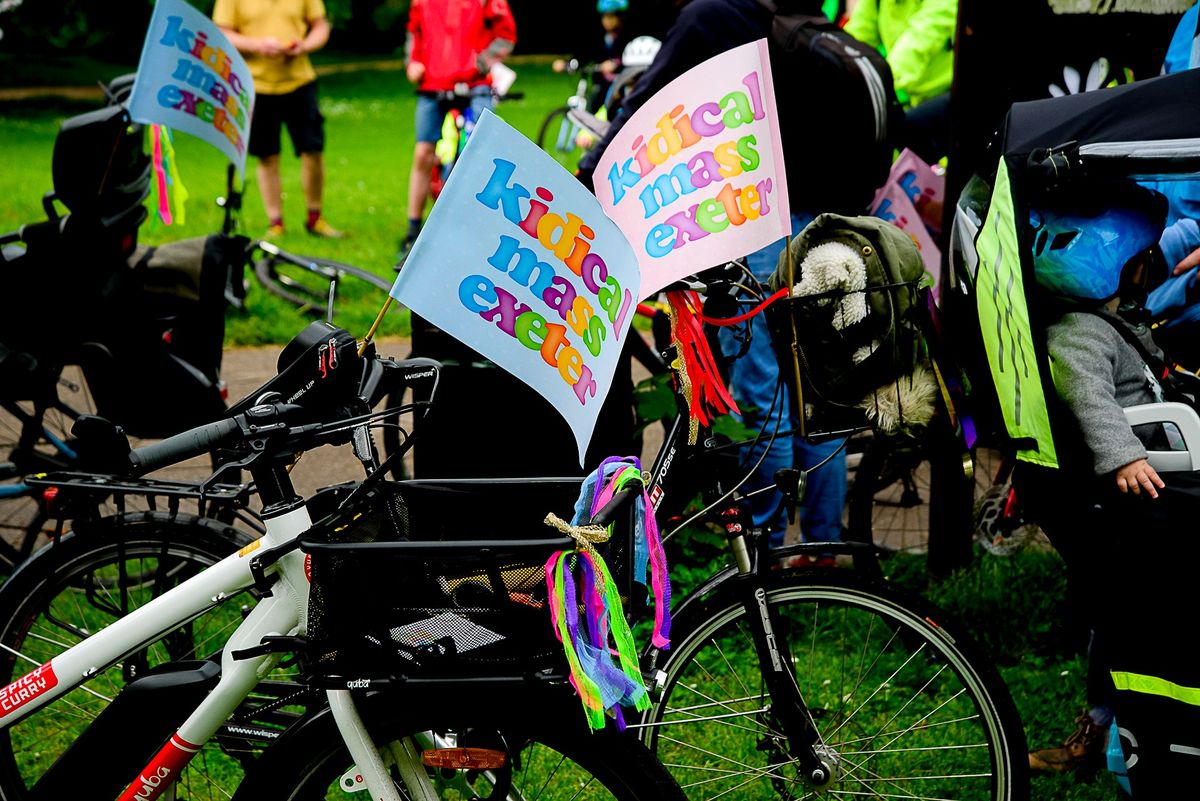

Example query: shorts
[248,81,325,159]
[414,87,495,144]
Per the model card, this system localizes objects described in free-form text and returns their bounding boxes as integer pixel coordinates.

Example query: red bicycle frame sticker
[0,662,58,715]
[118,733,201,801]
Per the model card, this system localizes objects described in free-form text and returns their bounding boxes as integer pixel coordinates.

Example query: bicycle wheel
[536,106,586,173]
[1,366,94,561]
[1,366,230,571]
[639,571,1028,801]
[971,447,1043,556]
[254,248,392,319]
[233,688,687,801]
[846,432,932,555]
[0,512,281,801]
[846,427,977,576]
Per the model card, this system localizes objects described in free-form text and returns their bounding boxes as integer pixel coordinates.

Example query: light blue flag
[128,0,255,174]
[391,110,641,465]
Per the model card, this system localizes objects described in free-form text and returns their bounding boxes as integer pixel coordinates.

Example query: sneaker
[265,223,285,239]
[1028,711,1107,778]
[394,234,418,271]
[306,217,345,239]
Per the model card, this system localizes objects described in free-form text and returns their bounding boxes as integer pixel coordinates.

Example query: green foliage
[3,0,157,60]
[711,412,758,443]
[662,519,729,600]
[632,373,676,435]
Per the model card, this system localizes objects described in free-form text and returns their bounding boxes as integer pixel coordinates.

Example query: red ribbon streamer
[666,290,740,427]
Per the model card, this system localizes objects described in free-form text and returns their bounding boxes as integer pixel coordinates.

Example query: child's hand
[1172,245,1200,276]
[1115,458,1165,498]
[406,62,426,84]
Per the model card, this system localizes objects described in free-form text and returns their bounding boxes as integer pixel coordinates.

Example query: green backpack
[767,213,930,432]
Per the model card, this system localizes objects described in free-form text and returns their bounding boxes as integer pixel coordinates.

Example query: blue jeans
[414,86,494,144]
[718,212,847,547]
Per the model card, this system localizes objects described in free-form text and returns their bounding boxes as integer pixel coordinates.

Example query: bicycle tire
[536,106,586,172]
[232,686,688,801]
[254,250,391,317]
[639,570,1029,801]
[0,512,271,801]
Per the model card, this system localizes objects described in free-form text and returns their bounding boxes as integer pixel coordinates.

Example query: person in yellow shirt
[214,0,342,238]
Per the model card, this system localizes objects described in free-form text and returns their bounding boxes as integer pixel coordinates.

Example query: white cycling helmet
[621,36,661,69]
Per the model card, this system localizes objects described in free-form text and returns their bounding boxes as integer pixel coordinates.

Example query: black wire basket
[764,280,929,437]
[301,478,636,682]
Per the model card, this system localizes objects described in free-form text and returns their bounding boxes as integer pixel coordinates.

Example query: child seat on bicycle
[1013,177,1200,794]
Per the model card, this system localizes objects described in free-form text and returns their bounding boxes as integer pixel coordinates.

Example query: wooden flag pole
[783,234,806,437]
[358,296,394,357]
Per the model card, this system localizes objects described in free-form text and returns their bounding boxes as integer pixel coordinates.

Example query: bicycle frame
[637,370,878,787]
[0,502,407,801]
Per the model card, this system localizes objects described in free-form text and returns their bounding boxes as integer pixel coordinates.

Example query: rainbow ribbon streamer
[147,124,189,226]
[584,456,672,649]
[545,549,649,731]
[544,457,673,730]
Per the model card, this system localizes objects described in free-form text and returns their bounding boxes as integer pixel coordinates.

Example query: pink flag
[593,40,790,299]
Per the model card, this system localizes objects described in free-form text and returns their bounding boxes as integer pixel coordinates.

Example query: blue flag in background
[390,111,641,465]
[128,0,255,175]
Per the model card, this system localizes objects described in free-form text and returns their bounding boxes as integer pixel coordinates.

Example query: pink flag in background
[593,40,790,299]
[871,149,945,296]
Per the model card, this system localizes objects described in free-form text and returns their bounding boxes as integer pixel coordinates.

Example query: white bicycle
[0,322,682,801]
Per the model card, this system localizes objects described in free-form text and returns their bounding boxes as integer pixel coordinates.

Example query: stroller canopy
[1002,69,1200,179]
[964,69,1200,468]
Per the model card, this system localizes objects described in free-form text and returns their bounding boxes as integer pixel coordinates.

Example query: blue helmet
[1029,185,1167,303]
[597,0,628,12]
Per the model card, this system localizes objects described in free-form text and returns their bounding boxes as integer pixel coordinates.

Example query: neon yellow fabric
[844,0,956,106]
[162,128,189,226]
[435,112,459,166]
[974,159,1058,467]
[1112,671,1200,707]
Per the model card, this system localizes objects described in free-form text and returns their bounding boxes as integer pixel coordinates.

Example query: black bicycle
[216,166,393,320]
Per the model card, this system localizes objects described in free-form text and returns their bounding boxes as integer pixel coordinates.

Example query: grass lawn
[0,59,577,345]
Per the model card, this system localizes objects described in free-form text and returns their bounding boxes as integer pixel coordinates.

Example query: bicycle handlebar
[128,417,241,476]
[589,485,641,528]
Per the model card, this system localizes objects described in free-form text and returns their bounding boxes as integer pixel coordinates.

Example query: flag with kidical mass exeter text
[128,0,255,175]
[390,110,641,466]
[593,39,790,299]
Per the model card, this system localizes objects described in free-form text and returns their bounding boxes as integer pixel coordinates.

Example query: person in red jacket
[397,0,516,264]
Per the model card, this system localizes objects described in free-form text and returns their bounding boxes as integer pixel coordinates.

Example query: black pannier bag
[76,234,247,439]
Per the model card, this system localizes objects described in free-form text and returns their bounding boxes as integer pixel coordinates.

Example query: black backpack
[763,5,903,214]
